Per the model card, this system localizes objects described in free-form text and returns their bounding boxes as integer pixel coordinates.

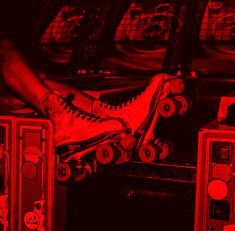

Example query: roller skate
[41,92,136,183]
[92,73,191,163]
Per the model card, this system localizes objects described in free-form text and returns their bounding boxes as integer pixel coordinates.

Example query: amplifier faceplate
[0,116,55,231]
[195,120,235,231]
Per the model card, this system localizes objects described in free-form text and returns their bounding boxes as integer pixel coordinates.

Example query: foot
[92,74,184,134]
[41,92,129,146]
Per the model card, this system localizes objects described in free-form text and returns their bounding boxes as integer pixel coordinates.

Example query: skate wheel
[116,150,132,164]
[138,144,158,163]
[157,97,178,118]
[55,163,72,183]
[119,134,136,151]
[168,78,185,94]
[174,95,192,116]
[158,140,173,160]
[74,162,92,182]
[96,143,115,165]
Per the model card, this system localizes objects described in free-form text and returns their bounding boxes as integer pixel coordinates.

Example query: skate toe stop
[120,134,136,150]
[169,79,185,94]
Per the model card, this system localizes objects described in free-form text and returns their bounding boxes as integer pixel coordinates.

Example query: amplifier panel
[0,116,55,231]
[0,117,15,231]
[195,120,235,231]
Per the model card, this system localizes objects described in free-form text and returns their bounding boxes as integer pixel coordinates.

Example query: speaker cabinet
[0,116,55,231]
[0,117,14,231]
[195,119,235,231]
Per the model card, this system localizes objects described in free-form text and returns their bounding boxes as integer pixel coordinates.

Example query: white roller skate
[41,92,136,182]
[92,74,191,163]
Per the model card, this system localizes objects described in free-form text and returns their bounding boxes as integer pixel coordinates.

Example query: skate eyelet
[126,128,132,134]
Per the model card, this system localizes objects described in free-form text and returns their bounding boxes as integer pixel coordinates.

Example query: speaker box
[0,116,57,231]
[0,117,14,231]
[195,119,235,231]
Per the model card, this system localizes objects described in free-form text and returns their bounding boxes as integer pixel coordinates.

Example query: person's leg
[44,79,95,113]
[0,40,92,112]
[0,40,130,147]
[0,40,96,113]
[0,78,96,114]
[0,40,51,111]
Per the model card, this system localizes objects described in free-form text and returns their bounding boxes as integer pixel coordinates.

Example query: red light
[212,164,233,182]
[208,180,228,200]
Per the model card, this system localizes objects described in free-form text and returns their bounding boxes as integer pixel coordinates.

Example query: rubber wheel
[74,162,92,182]
[138,144,158,163]
[158,140,173,160]
[96,143,115,165]
[157,97,178,118]
[174,95,192,116]
[55,163,72,183]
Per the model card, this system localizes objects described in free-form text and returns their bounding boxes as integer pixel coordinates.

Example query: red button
[208,180,228,200]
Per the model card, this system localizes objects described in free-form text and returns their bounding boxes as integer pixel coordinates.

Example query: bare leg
[0,40,132,149]
[0,40,95,113]
[0,40,51,110]
[45,79,95,113]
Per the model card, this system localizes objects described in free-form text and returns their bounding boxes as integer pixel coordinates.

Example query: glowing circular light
[208,180,228,200]
[21,161,37,179]
[212,164,233,182]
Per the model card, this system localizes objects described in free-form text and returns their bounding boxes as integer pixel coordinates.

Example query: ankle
[39,91,60,116]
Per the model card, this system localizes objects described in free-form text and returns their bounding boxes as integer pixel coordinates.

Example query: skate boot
[92,74,186,134]
[41,92,136,182]
[92,74,191,163]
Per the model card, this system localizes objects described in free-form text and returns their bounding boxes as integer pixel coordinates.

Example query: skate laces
[98,75,169,111]
[98,76,161,110]
[61,93,103,122]
[99,94,140,111]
